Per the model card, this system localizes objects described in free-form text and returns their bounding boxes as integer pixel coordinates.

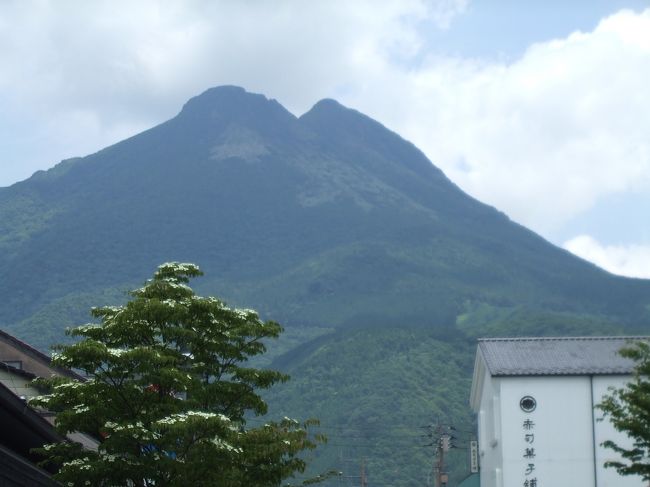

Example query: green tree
[597,340,650,481]
[31,262,324,486]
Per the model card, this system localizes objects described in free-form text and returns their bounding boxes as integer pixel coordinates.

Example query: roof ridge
[478,336,650,342]
[0,328,84,380]
[0,328,53,362]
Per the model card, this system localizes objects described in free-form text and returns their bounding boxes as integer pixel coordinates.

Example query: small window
[2,360,23,370]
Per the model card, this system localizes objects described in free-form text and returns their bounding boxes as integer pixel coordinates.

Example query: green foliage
[265,326,476,487]
[31,263,324,486]
[597,341,650,481]
[456,302,628,338]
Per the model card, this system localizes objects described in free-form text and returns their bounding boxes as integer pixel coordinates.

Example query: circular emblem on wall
[520,396,536,413]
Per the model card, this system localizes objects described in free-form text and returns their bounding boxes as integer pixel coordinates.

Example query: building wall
[477,368,503,487]
[477,373,645,487]
[500,376,595,487]
[0,369,38,400]
[591,376,645,487]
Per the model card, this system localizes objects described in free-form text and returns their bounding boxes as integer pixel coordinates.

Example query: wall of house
[500,376,595,487]
[0,369,37,399]
[477,367,503,487]
[477,374,645,487]
[592,375,645,487]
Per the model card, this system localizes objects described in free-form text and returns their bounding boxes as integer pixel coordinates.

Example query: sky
[1,0,650,277]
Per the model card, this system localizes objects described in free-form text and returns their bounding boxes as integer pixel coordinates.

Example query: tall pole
[439,437,446,487]
[433,426,450,487]
[436,437,444,487]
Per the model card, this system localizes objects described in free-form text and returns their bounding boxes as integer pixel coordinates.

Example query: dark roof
[0,381,63,470]
[0,444,58,486]
[478,336,649,376]
[0,328,83,380]
[0,329,54,363]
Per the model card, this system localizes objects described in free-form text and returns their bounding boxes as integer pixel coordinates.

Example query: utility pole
[436,434,450,487]
[338,449,367,487]
[360,457,368,487]
[428,422,452,487]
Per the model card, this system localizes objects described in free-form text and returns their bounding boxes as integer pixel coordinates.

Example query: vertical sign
[469,440,479,473]
[520,396,538,487]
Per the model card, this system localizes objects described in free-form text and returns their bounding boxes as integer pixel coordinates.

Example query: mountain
[1,86,649,485]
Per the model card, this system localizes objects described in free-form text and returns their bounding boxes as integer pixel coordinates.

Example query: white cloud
[346,8,650,237]
[0,0,466,121]
[564,235,650,279]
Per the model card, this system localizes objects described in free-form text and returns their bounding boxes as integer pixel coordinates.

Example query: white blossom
[54,381,83,390]
[106,348,126,357]
[210,437,242,452]
[63,457,92,471]
[156,411,231,426]
[75,324,101,333]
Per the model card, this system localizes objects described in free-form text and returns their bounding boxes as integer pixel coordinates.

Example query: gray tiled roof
[478,337,650,376]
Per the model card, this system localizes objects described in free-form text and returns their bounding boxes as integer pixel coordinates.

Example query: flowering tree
[597,341,650,482]
[32,263,324,486]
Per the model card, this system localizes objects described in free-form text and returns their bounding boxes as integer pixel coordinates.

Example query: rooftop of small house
[477,336,649,377]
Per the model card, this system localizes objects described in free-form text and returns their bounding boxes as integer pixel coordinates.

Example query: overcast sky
[1,0,650,277]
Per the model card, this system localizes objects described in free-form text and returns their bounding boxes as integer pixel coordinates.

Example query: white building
[470,337,649,487]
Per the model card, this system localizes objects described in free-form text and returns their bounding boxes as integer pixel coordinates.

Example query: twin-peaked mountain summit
[1,85,647,348]
[1,86,648,484]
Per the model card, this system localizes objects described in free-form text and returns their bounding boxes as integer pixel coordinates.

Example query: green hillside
[264,324,476,486]
[1,86,649,485]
